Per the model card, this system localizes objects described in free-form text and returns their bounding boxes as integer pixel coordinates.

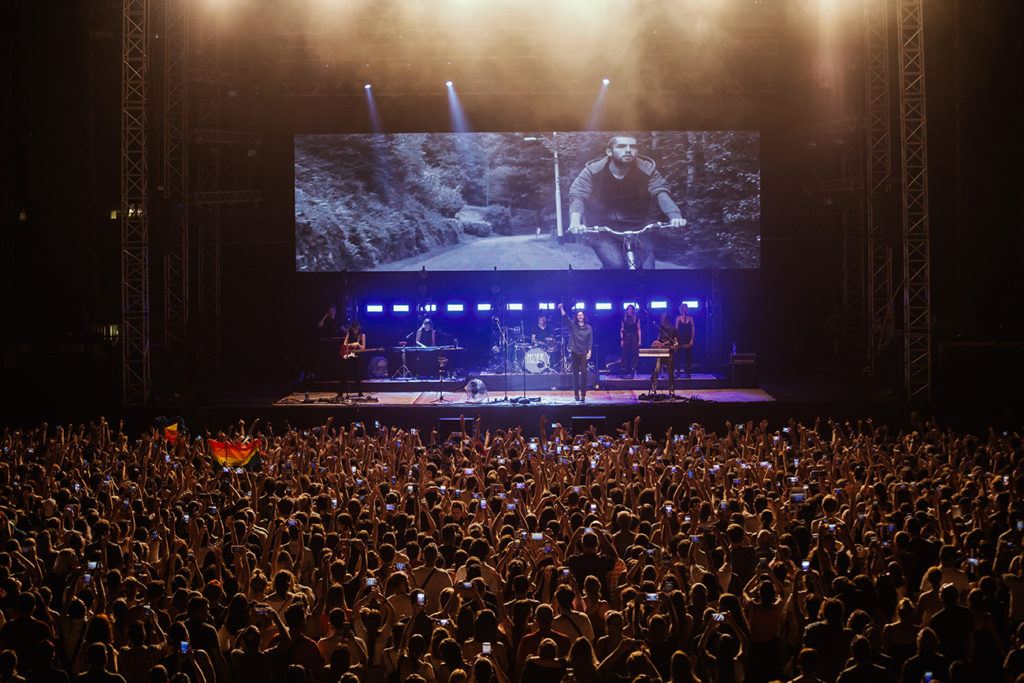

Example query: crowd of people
[0,414,1021,683]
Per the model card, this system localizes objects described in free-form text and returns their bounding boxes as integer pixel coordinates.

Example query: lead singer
[558,302,593,402]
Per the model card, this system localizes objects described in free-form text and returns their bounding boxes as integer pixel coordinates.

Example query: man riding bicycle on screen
[567,134,687,269]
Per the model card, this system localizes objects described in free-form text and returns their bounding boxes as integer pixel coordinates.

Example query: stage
[275,386,775,407]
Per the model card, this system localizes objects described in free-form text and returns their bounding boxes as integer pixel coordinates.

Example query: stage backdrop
[295,131,760,272]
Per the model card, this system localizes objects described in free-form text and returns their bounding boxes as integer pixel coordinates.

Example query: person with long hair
[669,650,701,683]
[742,572,786,683]
[462,610,508,670]
[217,593,250,654]
[881,598,918,662]
[558,303,593,402]
[620,305,641,378]
[566,637,600,683]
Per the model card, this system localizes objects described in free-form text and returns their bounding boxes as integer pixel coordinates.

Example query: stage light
[602,78,610,86]
[364,83,371,90]
[420,303,437,313]
[392,303,410,314]
[445,80,453,87]
[681,300,700,310]
[366,304,384,314]
[539,302,556,310]
[573,303,586,310]
[507,303,523,311]
[622,302,639,310]
[446,303,465,313]
[476,303,492,312]
[595,302,612,311]
[650,300,668,310]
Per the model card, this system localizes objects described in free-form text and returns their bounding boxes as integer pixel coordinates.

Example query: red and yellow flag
[208,439,260,467]
[163,423,179,444]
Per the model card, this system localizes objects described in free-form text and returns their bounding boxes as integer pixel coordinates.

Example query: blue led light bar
[595,302,612,311]
[446,303,465,313]
[681,300,700,309]
[366,304,384,313]
[476,303,492,312]
[507,303,523,311]
[392,304,410,313]
[539,302,556,310]
[650,300,668,310]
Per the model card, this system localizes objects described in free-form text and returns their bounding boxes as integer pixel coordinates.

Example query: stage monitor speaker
[730,353,758,388]
[571,415,606,435]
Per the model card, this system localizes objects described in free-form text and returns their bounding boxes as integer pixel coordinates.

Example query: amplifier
[730,353,758,388]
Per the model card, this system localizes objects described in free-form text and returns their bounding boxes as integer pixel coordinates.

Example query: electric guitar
[339,345,382,359]
[651,338,680,351]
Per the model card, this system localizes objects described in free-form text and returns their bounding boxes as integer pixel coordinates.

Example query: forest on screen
[295,131,760,272]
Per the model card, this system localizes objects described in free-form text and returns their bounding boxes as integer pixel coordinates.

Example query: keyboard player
[650,313,679,397]
[415,318,437,347]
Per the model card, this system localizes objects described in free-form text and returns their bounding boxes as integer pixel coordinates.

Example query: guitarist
[650,313,679,397]
[339,321,366,397]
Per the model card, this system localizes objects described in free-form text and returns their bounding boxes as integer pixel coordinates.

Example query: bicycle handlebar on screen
[572,220,686,236]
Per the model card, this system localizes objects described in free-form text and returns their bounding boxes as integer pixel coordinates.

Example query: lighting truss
[121,0,150,405]
[898,0,931,400]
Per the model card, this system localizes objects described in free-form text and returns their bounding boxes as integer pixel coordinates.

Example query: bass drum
[523,347,551,374]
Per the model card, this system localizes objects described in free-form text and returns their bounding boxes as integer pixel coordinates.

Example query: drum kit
[491,324,565,375]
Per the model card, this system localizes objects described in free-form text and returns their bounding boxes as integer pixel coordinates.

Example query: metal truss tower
[190,12,223,380]
[864,0,896,373]
[120,0,150,405]
[898,0,932,399]
[163,0,189,353]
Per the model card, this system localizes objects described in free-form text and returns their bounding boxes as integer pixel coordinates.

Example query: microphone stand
[501,297,510,402]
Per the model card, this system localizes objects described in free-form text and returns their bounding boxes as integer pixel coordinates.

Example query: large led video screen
[295,131,760,272]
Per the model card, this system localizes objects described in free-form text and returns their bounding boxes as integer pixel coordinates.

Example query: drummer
[530,314,552,346]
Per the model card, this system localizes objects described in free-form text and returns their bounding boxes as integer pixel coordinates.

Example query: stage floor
[275,387,775,407]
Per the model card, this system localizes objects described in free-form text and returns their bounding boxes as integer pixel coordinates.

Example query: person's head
[537,638,557,660]
[581,531,600,554]
[538,315,547,326]
[897,597,915,621]
[535,603,554,628]
[679,302,689,315]
[421,318,432,331]
[149,665,168,683]
[917,627,939,654]
[555,585,576,613]
[940,583,959,606]
[86,642,108,671]
[670,650,697,681]
[797,648,819,675]
[284,603,307,631]
[820,598,844,626]
[0,650,17,678]
[606,135,638,166]
[273,570,294,595]
[283,664,306,683]
[660,313,672,327]
[625,305,636,317]
[575,310,586,325]
[348,320,360,334]
[568,637,597,669]
[756,580,776,606]
[327,306,336,317]
[849,635,871,663]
